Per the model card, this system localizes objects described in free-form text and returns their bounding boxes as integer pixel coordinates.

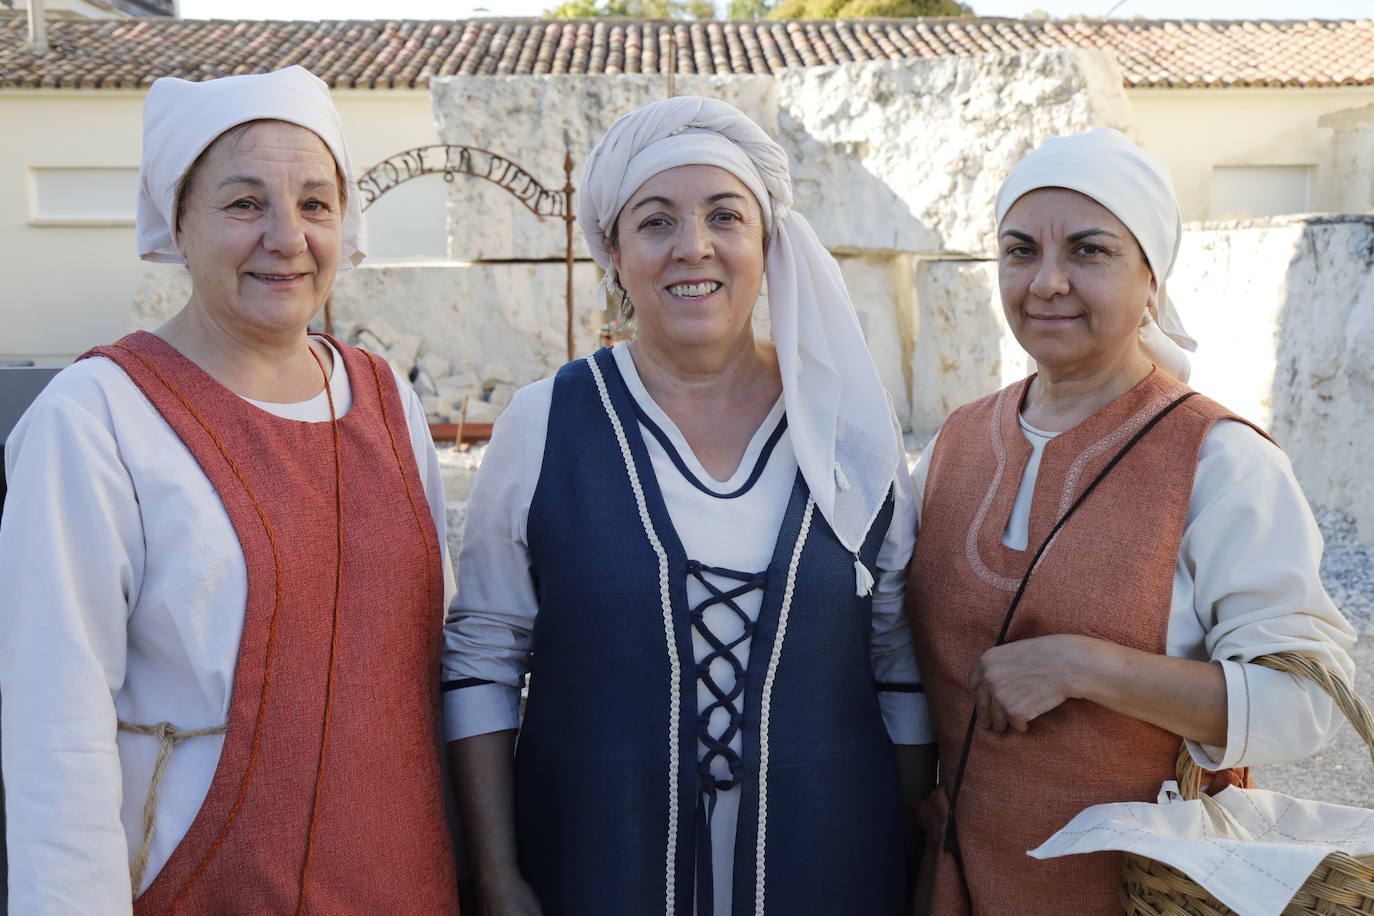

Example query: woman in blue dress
[442,96,933,916]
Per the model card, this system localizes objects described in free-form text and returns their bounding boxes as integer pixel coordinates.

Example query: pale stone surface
[908,258,1028,440]
[328,260,605,410]
[1261,216,1374,544]
[1170,220,1306,430]
[837,253,914,430]
[129,263,191,330]
[774,49,1135,258]
[430,50,1129,263]
[430,74,777,262]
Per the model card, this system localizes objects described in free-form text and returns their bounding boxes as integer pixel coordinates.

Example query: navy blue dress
[515,348,907,915]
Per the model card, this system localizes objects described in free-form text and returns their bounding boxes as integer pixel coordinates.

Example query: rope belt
[116,719,228,898]
[686,560,767,916]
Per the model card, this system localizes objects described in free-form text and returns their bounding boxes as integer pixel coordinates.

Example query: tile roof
[2,14,1372,91]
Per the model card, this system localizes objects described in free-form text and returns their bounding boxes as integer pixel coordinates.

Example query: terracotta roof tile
[2,14,1372,90]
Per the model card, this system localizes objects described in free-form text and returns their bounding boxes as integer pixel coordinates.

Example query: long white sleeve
[2,381,139,915]
[871,465,932,744]
[1176,422,1357,769]
[440,382,547,742]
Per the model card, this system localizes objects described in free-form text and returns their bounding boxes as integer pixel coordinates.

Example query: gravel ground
[1258,508,1374,807]
[1316,507,1374,635]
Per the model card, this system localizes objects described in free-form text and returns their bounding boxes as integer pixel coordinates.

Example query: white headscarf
[579,96,901,586]
[137,65,365,271]
[995,127,1196,381]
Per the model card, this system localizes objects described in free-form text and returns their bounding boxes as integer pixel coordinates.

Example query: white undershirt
[915,415,1357,772]
[442,342,928,916]
[0,341,448,915]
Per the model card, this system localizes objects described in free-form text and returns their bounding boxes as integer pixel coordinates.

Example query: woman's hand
[478,870,543,916]
[968,635,1229,746]
[968,634,1113,732]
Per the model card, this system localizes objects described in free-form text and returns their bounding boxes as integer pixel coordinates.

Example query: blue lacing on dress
[632,403,788,500]
[686,559,767,916]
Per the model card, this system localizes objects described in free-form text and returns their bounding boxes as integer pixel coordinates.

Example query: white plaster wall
[0,88,437,364]
[1129,86,1374,222]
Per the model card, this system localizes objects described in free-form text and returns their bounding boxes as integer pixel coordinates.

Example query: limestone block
[836,253,914,430]
[431,75,777,262]
[1261,216,1374,544]
[1170,221,1306,429]
[775,49,1135,258]
[129,264,192,330]
[909,259,1028,440]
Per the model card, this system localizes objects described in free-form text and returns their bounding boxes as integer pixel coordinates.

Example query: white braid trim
[753,496,816,915]
[586,354,681,916]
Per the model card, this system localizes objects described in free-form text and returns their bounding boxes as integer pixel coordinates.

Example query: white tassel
[854,557,874,597]
[835,464,851,491]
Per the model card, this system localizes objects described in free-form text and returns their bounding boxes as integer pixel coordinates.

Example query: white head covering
[994,127,1196,381]
[137,65,365,271]
[579,96,901,588]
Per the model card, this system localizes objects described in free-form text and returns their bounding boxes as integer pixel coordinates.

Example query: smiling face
[609,164,766,354]
[998,187,1156,380]
[174,120,343,343]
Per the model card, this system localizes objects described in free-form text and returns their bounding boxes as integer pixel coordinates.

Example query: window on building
[29,167,138,226]
[1209,165,1313,220]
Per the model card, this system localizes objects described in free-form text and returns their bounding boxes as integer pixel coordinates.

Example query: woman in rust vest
[906,128,1356,914]
[0,67,458,913]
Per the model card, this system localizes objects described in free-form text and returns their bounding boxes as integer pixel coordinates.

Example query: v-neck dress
[443,343,928,915]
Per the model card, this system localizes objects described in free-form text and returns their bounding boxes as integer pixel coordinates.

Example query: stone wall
[427,48,1132,433]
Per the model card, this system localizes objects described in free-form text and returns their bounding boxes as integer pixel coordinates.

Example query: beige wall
[1129,86,1374,222]
[0,88,437,364]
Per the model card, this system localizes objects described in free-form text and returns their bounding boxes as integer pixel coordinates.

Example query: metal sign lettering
[357,144,569,218]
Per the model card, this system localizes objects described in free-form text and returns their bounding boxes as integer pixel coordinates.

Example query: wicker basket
[1122,652,1374,916]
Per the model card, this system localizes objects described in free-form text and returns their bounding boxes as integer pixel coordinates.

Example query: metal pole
[564,151,576,362]
[28,0,49,54]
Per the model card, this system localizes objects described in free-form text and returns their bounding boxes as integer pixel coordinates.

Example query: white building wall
[0,88,438,364]
[1129,86,1374,222]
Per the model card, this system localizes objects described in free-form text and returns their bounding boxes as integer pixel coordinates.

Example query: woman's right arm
[441,383,550,915]
[1,379,142,914]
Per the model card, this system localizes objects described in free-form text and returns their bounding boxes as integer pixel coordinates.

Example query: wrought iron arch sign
[352,145,578,360]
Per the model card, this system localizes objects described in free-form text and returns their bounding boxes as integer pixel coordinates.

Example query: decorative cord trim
[587,354,681,916]
[754,496,815,915]
[296,344,345,915]
[965,387,1020,592]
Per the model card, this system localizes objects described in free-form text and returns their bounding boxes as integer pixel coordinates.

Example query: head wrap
[995,127,1196,381]
[579,96,901,583]
[137,65,365,271]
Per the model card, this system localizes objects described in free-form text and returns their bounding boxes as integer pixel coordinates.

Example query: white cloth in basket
[1031,780,1374,916]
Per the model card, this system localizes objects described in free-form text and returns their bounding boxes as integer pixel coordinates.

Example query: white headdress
[995,127,1196,381]
[579,96,902,589]
[137,65,365,271]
